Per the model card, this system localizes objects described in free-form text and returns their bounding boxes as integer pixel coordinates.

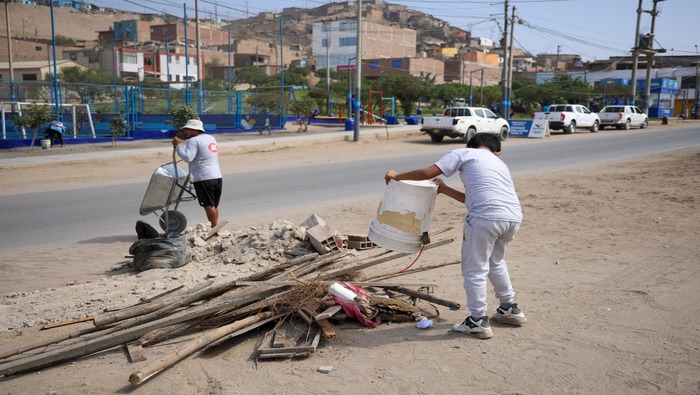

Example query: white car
[598,105,649,130]
[420,106,510,142]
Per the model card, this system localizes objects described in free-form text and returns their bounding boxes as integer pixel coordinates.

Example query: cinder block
[307,225,340,255]
[301,214,328,230]
[346,234,376,250]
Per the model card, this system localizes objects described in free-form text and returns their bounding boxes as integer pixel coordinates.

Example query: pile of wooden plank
[0,235,457,387]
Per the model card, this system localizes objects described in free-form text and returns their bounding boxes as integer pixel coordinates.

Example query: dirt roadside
[0,120,699,394]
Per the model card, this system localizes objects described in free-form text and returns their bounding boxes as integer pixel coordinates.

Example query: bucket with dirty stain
[40,139,51,149]
[368,179,438,253]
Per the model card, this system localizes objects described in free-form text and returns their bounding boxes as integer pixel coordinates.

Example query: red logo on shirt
[208,142,218,153]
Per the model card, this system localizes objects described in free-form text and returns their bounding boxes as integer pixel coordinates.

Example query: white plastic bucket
[368,179,438,253]
[40,139,51,149]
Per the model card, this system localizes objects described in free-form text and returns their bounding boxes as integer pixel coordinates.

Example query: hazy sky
[89,0,700,62]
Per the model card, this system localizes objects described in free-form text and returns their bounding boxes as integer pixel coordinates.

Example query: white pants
[461,215,520,318]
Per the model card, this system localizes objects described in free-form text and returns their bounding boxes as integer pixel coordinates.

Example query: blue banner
[508,120,532,137]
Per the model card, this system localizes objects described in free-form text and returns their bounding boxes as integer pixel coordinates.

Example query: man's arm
[432,178,465,203]
[174,139,198,163]
[385,165,443,184]
[386,165,465,203]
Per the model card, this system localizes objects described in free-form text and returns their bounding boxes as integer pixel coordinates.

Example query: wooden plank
[258,344,316,355]
[314,305,342,321]
[1,284,287,377]
[309,326,322,351]
[129,311,275,386]
[41,316,93,330]
[257,352,310,359]
[315,319,336,339]
[233,280,437,288]
[205,220,229,240]
[125,341,147,363]
[295,309,313,325]
[272,329,293,348]
[203,316,278,351]
[319,238,455,280]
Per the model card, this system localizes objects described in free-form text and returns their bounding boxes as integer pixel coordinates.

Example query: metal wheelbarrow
[139,149,197,233]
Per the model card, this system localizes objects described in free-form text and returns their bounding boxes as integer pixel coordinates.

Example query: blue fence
[0,81,291,148]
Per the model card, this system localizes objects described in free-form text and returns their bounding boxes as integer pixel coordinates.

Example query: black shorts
[193,178,222,208]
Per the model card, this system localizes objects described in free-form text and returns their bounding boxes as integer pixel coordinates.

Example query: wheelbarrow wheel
[159,210,188,233]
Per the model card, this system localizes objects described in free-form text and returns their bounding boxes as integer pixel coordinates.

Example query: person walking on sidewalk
[384,133,527,339]
[172,119,223,228]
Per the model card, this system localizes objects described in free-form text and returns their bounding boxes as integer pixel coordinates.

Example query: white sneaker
[492,303,527,326]
[452,316,493,339]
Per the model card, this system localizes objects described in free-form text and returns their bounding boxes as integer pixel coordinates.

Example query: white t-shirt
[435,148,522,222]
[176,133,222,182]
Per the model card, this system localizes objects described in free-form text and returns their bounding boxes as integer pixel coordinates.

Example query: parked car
[598,105,649,130]
[533,104,600,134]
[420,106,510,143]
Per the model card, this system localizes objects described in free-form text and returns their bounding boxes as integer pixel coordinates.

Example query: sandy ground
[0,123,699,394]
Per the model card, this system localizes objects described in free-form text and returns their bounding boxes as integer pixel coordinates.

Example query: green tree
[269,68,309,87]
[108,115,130,147]
[167,106,199,133]
[54,35,76,46]
[247,90,282,115]
[484,85,504,108]
[512,77,543,104]
[288,96,317,118]
[204,77,228,92]
[538,74,592,104]
[235,67,270,87]
[375,74,431,116]
[431,83,470,104]
[13,104,53,150]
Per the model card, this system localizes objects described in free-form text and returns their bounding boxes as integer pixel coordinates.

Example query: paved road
[1,125,699,253]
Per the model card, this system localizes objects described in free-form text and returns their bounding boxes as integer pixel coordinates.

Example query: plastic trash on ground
[415,316,434,329]
[129,221,191,271]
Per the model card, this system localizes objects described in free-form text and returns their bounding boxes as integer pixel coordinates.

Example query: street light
[602,80,613,107]
[347,56,356,114]
[469,68,484,107]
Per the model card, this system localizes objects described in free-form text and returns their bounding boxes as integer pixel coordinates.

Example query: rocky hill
[1,3,168,44]
[1,1,469,62]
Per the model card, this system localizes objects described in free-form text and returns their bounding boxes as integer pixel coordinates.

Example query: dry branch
[375,286,461,310]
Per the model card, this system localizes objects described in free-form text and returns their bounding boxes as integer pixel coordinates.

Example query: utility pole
[469,67,473,107]
[506,5,516,120]
[326,30,331,115]
[500,0,509,118]
[353,0,362,142]
[630,0,643,106]
[480,68,484,106]
[279,15,286,124]
[49,0,59,117]
[5,0,15,101]
[184,5,190,106]
[195,0,203,114]
[643,0,664,115]
[555,45,560,72]
[695,45,699,119]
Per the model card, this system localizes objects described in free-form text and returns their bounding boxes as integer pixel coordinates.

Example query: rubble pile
[0,215,458,387]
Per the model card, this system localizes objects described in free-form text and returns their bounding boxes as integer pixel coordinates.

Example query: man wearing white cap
[172,119,222,227]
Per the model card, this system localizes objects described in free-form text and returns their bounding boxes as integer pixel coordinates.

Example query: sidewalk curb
[0,124,420,167]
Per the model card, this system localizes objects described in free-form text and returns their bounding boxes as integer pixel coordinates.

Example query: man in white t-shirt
[385,133,526,339]
[172,119,222,228]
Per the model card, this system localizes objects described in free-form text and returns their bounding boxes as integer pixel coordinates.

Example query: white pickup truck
[598,105,649,130]
[420,106,510,143]
[533,104,600,134]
